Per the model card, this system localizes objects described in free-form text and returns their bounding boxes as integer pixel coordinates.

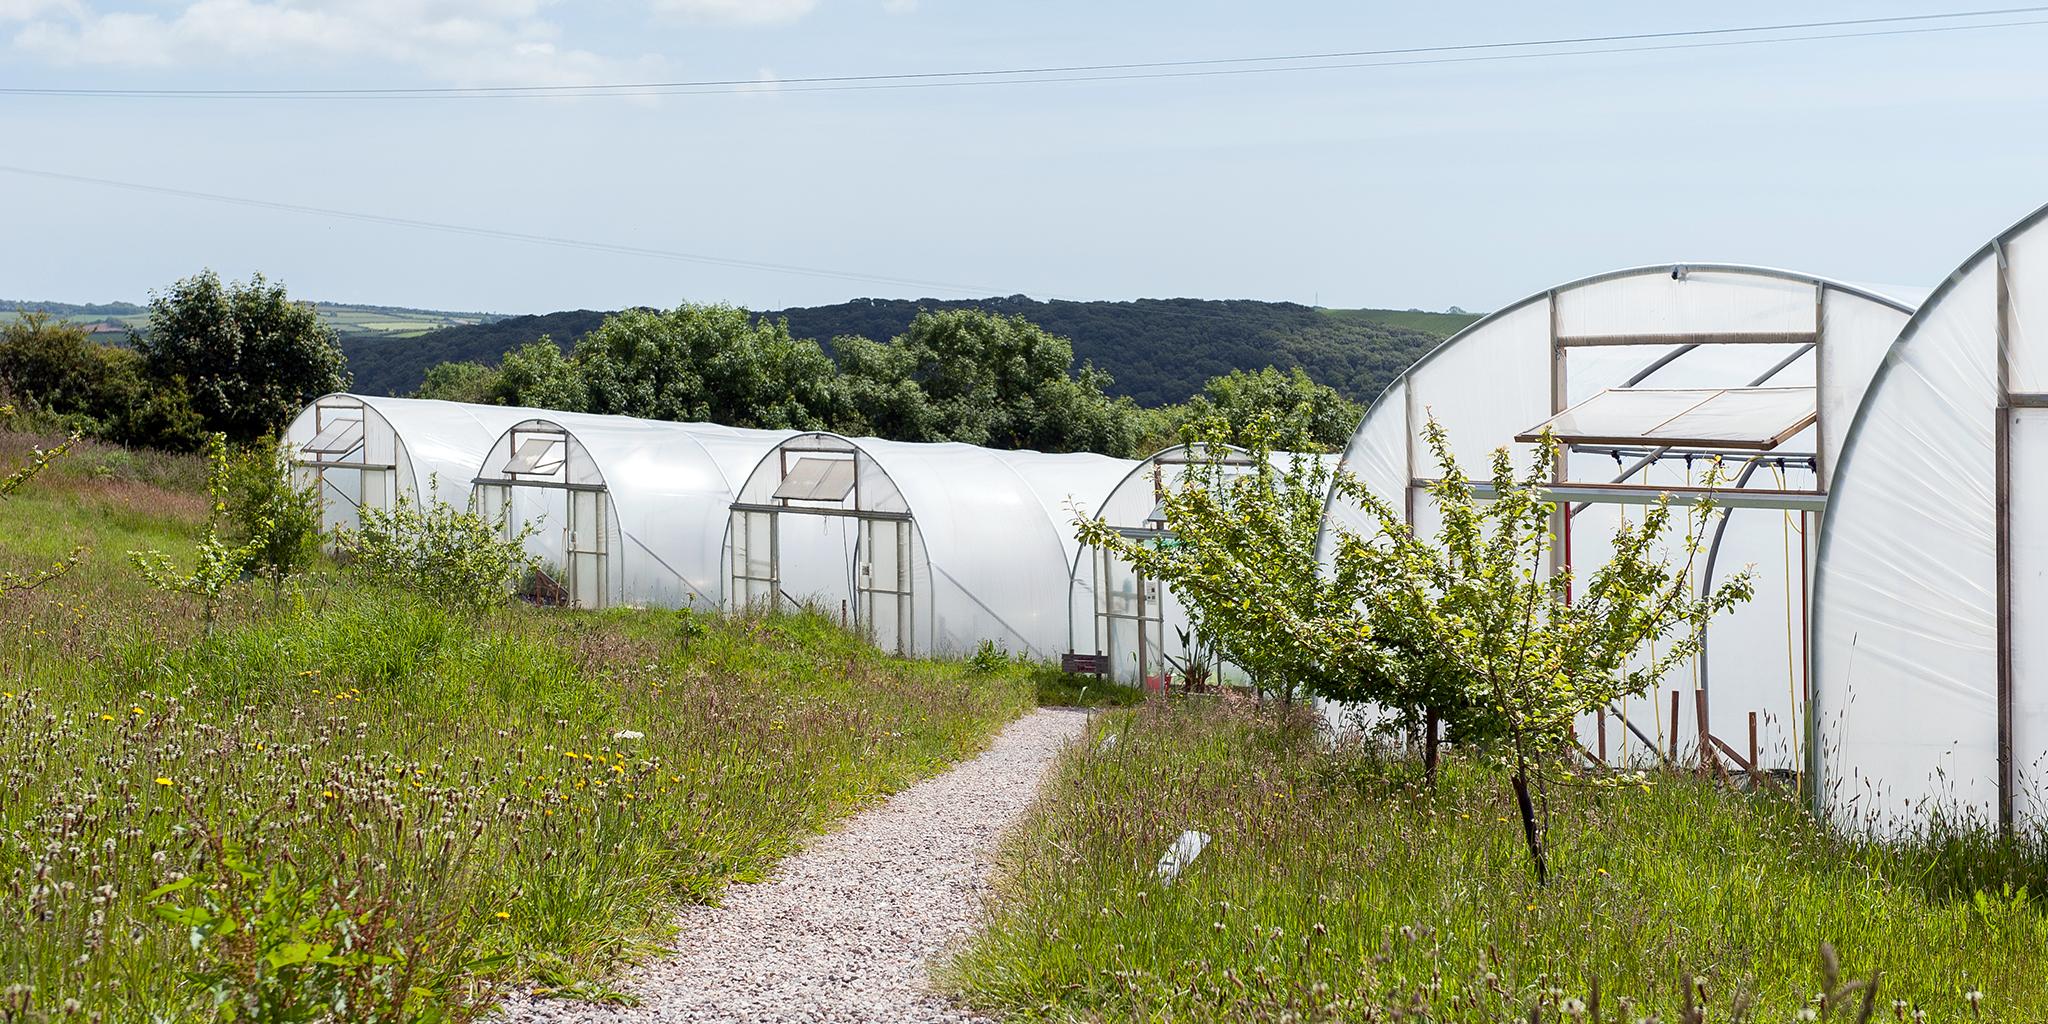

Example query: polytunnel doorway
[473,420,617,610]
[729,436,924,655]
[1072,445,1279,691]
[286,396,398,535]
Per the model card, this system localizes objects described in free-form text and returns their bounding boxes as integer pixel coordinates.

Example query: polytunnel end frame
[726,432,929,656]
[1326,263,1915,790]
[1811,200,2048,831]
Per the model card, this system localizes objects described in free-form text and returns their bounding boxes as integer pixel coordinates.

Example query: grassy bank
[948,700,2048,1022]
[0,433,1041,1019]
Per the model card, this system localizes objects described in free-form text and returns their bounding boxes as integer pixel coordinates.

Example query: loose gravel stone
[500,707,1088,1024]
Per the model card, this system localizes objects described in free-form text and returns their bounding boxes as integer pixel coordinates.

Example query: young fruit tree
[1338,422,1752,884]
[128,434,260,630]
[1078,417,1752,884]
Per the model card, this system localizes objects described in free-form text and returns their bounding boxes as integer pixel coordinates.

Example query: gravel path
[502,707,1088,1024]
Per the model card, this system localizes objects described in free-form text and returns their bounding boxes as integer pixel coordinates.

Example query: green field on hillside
[4,300,501,343]
[1323,305,1481,340]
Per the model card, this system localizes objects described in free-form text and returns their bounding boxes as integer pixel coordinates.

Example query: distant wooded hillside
[345,297,1477,405]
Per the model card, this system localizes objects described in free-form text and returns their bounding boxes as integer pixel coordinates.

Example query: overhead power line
[1,5,2043,100]
[0,164,1018,296]
[0,164,1431,332]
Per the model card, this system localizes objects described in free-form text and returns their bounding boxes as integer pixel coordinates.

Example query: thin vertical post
[1695,688,1712,772]
[1996,240,2016,833]
[1813,282,1829,487]
[1748,710,1760,778]
[1669,689,1682,764]
[1548,290,1568,581]
[1597,712,1608,764]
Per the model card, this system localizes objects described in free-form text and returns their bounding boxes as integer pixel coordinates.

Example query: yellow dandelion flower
[494,911,510,919]
[155,777,173,787]
[99,714,114,722]
[131,707,145,716]
[322,790,336,798]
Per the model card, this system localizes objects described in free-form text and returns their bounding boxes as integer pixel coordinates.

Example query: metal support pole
[1996,240,2016,833]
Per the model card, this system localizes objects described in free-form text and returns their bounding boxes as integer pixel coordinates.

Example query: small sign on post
[1062,652,1109,676]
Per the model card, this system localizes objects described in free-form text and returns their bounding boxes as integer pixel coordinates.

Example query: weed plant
[948,700,2048,1022]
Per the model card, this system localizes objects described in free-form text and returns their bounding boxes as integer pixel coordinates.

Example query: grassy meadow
[948,700,2048,1023]
[0,430,1045,1019]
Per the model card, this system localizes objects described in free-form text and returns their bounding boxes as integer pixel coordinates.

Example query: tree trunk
[1422,708,1441,788]
[1512,767,1548,886]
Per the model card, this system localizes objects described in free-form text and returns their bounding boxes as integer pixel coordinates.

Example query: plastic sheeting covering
[728,433,1133,658]
[1069,446,1337,687]
[282,394,543,535]
[472,412,795,610]
[1321,266,1914,767]
[1813,204,2048,830]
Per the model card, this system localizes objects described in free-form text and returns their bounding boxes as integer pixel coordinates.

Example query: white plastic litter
[1154,829,1211,885]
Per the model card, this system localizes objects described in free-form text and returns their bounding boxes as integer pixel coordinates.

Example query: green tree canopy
[414,359,496,405]
[1140,366,1363,454]
[134,271,349,443]
[491,337,587,412]
[843,309,1142,455]
[573,304,837,430]
[0,310,207,450]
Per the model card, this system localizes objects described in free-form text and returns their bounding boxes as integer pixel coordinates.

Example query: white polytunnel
[727,432,1134,658]
[1319,265,1917,772]
[1814,201,2048,832]
[283,394,541,536]
[1069,444,1337,689]
[471,411,796,610]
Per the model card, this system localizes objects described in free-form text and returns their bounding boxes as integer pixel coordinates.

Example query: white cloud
[10,0,662,86]
[0,0,77,21]
[650,0,816,27]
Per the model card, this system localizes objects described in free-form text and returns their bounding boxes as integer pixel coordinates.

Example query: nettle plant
[1082,416,1752,884]
[340,486,538,612]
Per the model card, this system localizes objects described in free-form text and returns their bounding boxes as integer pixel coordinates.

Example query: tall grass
[0,430,1039,1019]
[948,700,2048,1022]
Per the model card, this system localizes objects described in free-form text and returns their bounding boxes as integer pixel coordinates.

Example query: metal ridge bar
[1418,477,1826,513]
[1556,331,1817,348]
[728,501,911,522]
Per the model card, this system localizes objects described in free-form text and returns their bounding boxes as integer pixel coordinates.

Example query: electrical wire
[0,164,1017,296]
[1,6,2043,99]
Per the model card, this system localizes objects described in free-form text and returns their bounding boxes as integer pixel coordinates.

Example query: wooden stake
[1695,688,1712,773]
[1669,690,1682,764]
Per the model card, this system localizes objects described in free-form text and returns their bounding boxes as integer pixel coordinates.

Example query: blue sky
[2,1,2046,314]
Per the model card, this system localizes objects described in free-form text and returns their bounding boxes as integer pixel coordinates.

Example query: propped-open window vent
[501,437,567,477]
[301,417,365,456]
[1517,386,1816,451]
[773,456,857,502]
